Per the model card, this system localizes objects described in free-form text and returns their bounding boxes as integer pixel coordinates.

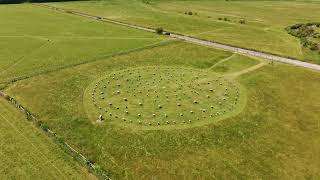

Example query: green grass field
[0,98,94,179]
[4,39,320,179]
[49,0,320,64]
[211,54,261,74]
[0,4,165,83]
[1,1,320,179]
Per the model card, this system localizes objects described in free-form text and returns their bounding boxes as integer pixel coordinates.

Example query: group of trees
[0,0,80,4]
[286,22,320,51]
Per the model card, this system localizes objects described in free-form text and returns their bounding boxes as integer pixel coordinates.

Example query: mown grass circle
[85,66,246,130]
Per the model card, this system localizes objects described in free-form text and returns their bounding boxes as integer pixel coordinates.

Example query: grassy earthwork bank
[49,0,320,64]
[0,98,95,179]
[4,39,320,179]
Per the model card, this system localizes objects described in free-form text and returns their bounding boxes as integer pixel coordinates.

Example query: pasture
[0,4,165,83]
[4,39,320,179]
[0,1,319,179]
[0,98,93,179]
[49,0,320,64]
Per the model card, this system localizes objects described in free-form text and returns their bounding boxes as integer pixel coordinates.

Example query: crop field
[0,98,94,179]
[1,1,320,179]
[49,0,320,64]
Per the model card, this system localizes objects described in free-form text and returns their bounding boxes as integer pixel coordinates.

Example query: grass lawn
[0,98,94,179]
[211,54,260,74]
[4,39,320,179]
[0,4,165,83]
[49,0,320,64]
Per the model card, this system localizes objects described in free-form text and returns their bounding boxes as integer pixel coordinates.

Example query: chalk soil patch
[84,66,246,130]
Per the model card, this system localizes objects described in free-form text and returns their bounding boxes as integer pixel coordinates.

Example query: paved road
[35,3,320,71]
[170,34,320,71]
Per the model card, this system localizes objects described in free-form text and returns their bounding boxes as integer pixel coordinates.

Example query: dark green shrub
[313,33,320,38]
[310,43,319,51]
[188,11,193,15]
[41,124,50,132]
[300,37,309,47]
[239,19,246,24]
[56,136,65,144]
[290,23,304,29]
[155,27,163,34]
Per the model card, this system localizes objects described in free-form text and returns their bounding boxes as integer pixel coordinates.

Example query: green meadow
[5,40,320,179]
[0,98,94,179]
[0,1,319,179]
[50,0,320,64]
[0,4,165,83]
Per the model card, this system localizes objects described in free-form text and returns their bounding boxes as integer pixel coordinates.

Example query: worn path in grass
[36,3,320,71]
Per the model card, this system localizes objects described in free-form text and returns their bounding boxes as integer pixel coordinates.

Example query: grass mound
[86,66,245,130]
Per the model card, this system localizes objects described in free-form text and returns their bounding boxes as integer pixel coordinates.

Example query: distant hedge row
[0,0,82,4]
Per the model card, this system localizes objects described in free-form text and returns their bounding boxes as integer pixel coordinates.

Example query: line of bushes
[285,22,320,52]
[218,17,246,24]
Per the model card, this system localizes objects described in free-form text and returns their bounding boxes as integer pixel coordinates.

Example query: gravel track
[35,3,320,71]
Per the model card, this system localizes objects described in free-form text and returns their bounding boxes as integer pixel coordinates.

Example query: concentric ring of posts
[90,66,242,128]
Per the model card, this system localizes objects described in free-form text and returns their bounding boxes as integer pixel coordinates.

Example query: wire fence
[0,91,111,180]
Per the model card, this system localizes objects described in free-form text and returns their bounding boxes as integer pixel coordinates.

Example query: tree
[155,27,163,35]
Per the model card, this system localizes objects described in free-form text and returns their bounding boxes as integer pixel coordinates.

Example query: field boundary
[34,3,320,71]
[0,39,174,85]
[0,91,112,180]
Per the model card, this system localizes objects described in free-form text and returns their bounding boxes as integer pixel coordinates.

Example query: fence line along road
[35,3,320,72]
